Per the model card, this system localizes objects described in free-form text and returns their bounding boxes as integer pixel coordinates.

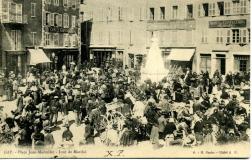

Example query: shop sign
[44,26,69,33]
[209,19,246,28]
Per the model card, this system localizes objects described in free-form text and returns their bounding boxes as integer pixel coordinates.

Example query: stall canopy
[28,49,51,65]
[167,49,195,61]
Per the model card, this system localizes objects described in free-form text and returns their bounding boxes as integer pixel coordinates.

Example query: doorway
[216,54,226,75]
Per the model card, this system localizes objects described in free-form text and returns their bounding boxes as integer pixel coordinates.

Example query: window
[149,8,154,20]
[71,0,76,9]
[64,34,70,46]
[50,13,54,26]
[16,4,22,23]
[45,13,50,25]
[217,2,224,15]
[248,29,250,43]
[198,4,202,17]
[224,2,231,15]
[31,32,37,46]
[54,33,59,46]
[118,31,123,44]
[129,30,133,45]
[107,7,113,21]
[71,34,77,47]
[54,0,59,6]
[227,30,231,43]
[241,29,247,43]
[200,54,211,73]
[172,6,178,19]
[203,3,209,16]
[63,14,69,28]
[9,3,16,22]
[49,33,54,46]
[240,60,247,71]
[129,8,134,21]
[118,7,122,20]
[58,14,62,27]
[10,30,21,50]
[233,2,240,14]
[63,0,68,7]
[232,29,240,43]
[201,30,208,43]
[54,14,58,26]
[45,0,51,4]
[44,32,50,46]
[209,3,216,16]
[234,55,250,72]
[240,0,247,14]
[71,15,76,28]
[216,30,223,44]
[31,3,36,17]
[160,7,165,20]
[187,4,193,18]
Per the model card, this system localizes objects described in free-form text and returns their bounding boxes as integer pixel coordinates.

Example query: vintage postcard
[0,0,250,158]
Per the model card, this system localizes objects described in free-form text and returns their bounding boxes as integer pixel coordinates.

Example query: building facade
[80,0,148,69]
[80,0,250,75]
[195,0,250,75]
[0,0,80,76]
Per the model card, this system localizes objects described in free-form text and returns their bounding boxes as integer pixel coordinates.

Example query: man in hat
[44,126,55,148]
[200,93,210,113]
[16,90,24,113]
[226,95,239,116]
[144,102,159,135]
[192,96,202,112]
[73,94,82,125]
[49,96,60,127]
[158,112,167,140]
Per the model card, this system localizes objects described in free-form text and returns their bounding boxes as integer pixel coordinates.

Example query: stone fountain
[140,36,168,83]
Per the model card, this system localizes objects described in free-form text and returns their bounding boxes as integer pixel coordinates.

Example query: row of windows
[90,7,146,22]
[199,0,249,17]
[1,2,22,23]
[91,28,250,46]
[148,0,249,21]
[44,32,77,47]
[45,0,78,9]
[45,12,76,28]
[201,28,250,44]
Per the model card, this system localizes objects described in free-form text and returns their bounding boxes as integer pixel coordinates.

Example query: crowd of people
[0,62,250,149]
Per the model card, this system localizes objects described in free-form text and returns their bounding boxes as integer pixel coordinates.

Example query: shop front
[42,48,79,70]
[89,46,116,68]
[233,53,250,72]
[5,51,27,76]
[166,48,195,70]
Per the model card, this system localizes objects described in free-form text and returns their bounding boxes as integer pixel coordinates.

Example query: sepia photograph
[0,0,250,158]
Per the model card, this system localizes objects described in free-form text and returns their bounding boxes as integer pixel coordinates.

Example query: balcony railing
[1,14,28,24]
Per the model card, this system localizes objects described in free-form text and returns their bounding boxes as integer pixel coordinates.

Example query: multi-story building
[195,0,250,75]
[0,0,28,75]
[80,0,148,69]
[146,0,197,70]
[81,0,250,76]
[0,0,80,76]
